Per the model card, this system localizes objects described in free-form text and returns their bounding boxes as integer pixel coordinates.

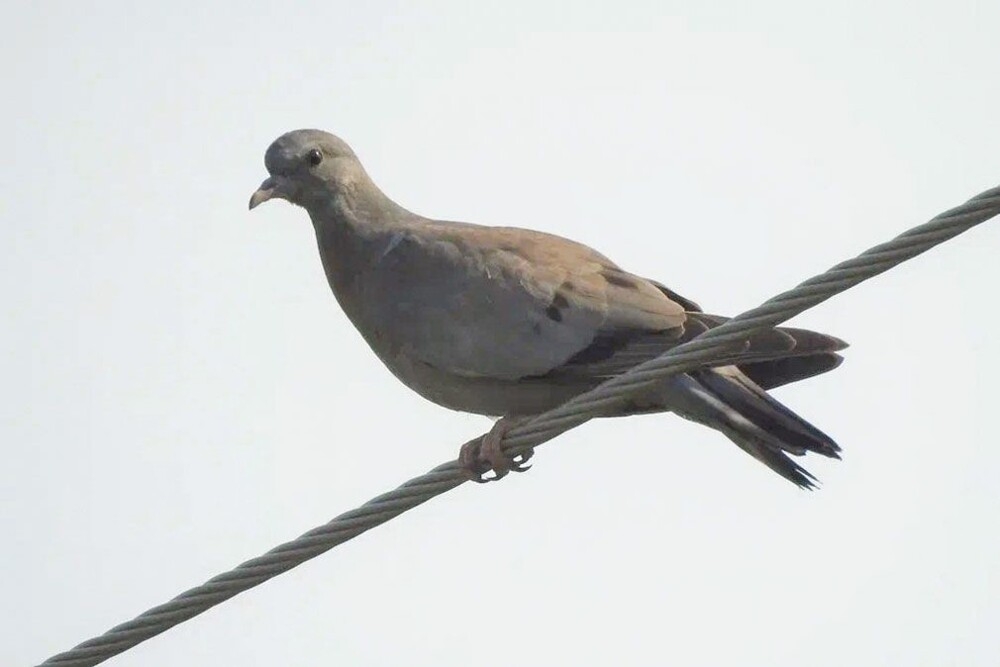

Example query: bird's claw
[459,418,534,483]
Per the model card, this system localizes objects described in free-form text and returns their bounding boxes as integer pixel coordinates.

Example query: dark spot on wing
[600,269,639,289]
[532,322,542,334]
[545,291,570,322]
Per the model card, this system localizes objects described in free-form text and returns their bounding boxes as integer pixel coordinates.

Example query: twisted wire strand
[38,185,1000,666]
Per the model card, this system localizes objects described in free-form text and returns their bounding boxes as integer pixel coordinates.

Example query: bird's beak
[249,175,292,210]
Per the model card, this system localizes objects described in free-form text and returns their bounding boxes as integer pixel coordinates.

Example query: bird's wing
[359,222,695,381]
[544,281,848,381]
[360,221,845,383]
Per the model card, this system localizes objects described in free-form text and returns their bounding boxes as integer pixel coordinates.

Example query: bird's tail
[662,367,841,488]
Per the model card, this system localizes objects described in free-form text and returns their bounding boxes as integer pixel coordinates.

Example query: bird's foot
[459,417,534,483]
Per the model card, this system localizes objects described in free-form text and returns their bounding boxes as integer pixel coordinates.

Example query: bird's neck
[308,177,412,233]
[306,179,416,320]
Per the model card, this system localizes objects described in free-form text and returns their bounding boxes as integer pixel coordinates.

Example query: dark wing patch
[544,289,572,322]
[540,320,697,380]
[531,272,693,378]
[562,331,635,366]
[539,312,846,382]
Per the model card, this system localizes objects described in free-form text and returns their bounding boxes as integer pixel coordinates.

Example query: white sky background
[3,1,1000,665]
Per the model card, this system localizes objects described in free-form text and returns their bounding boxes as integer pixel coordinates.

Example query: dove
[250,129,846,487]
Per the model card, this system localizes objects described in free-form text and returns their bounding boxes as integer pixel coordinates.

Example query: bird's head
[249,129,363,211]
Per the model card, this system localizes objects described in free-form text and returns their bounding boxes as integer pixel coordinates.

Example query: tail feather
[693,367,841,459]
[660,369,840,489]
[741,437,820,488]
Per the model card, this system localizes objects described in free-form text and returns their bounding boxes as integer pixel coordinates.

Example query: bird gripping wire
[38,184,1000,667]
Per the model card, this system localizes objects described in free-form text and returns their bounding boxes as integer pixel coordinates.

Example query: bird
[249,129,847,488]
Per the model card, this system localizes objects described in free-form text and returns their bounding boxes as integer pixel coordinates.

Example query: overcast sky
[4,2,1000,665]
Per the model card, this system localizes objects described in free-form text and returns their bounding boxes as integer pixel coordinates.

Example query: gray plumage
[250,129,846,487]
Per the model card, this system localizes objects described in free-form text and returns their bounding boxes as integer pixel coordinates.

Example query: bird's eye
[307,149,323,166]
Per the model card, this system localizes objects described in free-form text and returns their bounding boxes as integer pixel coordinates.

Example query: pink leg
[459,417,534,483]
